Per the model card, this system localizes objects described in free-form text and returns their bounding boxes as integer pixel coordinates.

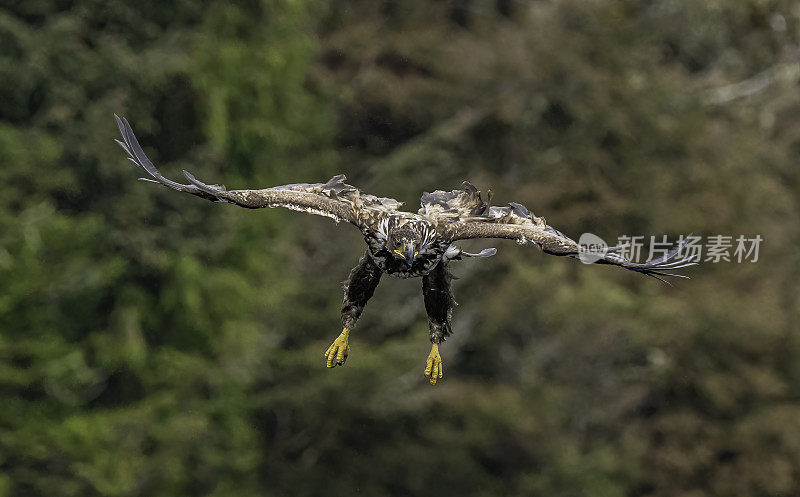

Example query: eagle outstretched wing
[425,182,696,283]
[115,115,402,230]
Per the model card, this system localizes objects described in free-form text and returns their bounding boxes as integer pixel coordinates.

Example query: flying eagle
[115,115,695,385]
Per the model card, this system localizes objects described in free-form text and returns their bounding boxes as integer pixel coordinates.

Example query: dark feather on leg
[422,261,455,344]
[341,253,383,331]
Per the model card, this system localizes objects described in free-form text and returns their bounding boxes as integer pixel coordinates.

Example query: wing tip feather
[611,234,698,284]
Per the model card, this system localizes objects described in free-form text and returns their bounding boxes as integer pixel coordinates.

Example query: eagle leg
[325,252,382,368]
[422,261,455,385]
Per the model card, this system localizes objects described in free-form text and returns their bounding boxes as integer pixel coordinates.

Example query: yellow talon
[325,328,350,368]
[424,343,443,385]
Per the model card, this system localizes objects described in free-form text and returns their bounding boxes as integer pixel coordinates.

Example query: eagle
[115,115,695,385]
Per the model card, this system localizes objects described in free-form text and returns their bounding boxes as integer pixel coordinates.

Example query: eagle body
[115,115,696,385]
[363,216,445,278]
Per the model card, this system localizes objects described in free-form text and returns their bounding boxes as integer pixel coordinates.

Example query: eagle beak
[405,245,415,267]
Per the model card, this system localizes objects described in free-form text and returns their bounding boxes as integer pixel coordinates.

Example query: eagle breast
[364,215,444,278]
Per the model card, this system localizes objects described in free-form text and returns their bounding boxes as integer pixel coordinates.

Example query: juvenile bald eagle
[115,115,695,384]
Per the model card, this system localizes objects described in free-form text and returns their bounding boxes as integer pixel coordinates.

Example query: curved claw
[424,343,444,385]
[325,328,350,368]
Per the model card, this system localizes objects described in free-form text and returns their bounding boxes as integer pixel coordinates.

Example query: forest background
[2,1,800,496]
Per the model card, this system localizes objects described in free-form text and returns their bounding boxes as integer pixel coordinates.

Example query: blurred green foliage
[1,0,800,496]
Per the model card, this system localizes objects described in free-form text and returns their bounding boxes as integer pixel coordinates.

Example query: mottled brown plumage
[116,115,696,384]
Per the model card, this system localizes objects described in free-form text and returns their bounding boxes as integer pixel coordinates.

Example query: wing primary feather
[115,114,199,193]
[643,273,672,285]
[113,138,132,155]
[182,170,227,197]
[597,235,697,284]
[650,272,690,279]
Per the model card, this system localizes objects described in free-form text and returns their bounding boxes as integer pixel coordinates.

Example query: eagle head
[387,223,427,267]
